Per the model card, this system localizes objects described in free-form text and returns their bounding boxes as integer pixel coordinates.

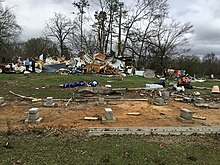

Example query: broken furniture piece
[102,108,116,122]
[25,108,42,123]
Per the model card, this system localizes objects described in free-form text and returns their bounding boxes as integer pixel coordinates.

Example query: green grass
[0,132,219,165]
[0,73,219,99]
[0,73,156,99]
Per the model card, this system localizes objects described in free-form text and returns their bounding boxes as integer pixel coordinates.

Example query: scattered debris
[146,84,163,90]
[194,103,209,108]
[193,91,201,96]
[194,97,205,104]
[193,79,206,83]
[78,87,113,95]
[183,97,192,103]
[154,98,165,106]
[208,103,220,109]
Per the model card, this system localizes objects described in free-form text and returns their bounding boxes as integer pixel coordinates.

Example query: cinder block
[29,108,39,114]
[99,97,105,104]
[44,97,55,107]
[180,108,192,120]
[105,108,113,120]
[27,108,40,121]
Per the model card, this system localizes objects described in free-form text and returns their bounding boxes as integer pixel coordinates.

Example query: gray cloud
[169,0,220,57]
[2,0,220,58]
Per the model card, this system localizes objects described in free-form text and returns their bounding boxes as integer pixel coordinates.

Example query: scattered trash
[194,97,205,104]
[87,81,99,87]
[193,91,201,96]
[105,84,112,88]
[154,98,165,106]
[146,84,163,90]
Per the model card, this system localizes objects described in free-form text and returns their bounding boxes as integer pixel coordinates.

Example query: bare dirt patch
[1,92,219,131]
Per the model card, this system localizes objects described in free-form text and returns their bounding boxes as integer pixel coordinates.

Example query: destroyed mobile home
[0,53,133,75]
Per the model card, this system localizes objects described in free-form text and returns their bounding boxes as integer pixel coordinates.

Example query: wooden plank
[127,112,141,116]
[84,117,99,121]
[192,115,206,120]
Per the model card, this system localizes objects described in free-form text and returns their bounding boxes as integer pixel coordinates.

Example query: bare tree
[0,2,21,61]
[202,52,220,76]
[73,0,89,52]
[24,37,59,58]
[120,0,168,57]
[147,20,193,71]
[45,13,74,57]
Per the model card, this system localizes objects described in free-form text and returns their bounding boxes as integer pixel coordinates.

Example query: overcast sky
[2,0,220,57]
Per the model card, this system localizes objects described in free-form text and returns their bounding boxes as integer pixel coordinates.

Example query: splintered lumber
[192,115,206,120]
[84,117,99,120]
[127,112,141,116]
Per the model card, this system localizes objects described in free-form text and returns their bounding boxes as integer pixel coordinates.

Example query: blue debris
[87,80,99,87]
[63,83,69,88]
